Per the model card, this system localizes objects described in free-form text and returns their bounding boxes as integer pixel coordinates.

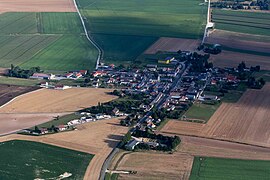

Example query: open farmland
[0,84,38,106]
[0,118,128,180]
[144,37,201,54]
[206,30,270,55]
[0,0,76,12]
[212,9,270,36]
[189,157,270,180]
[115,152,194,180]
[77,0,207,63]
[0,140,92,180]
[161,83,270,147]
[0,12,98,71]
[0,88,117,113]
[210,50,270,70]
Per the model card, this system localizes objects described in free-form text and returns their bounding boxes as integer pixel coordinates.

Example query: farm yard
[160,83,270,147]
[0,88,117,113]
[189,157,270,180]
[0,11,98,71]
[77,0,207,63]
[0,140,92,180]
[0,117,128,180]
[0,0,76,12]
[212,9,270,36]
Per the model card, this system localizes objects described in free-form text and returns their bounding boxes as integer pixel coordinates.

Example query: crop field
[144,37,201,54]
[0,88,117,113]
[189,157,270,180]
[212,10,270,36]
[0,140,92,180]
[184,102,220,122]
[0,118,128,180]
[21,35,98,71]
[161,83,270,148]
[210,50,270,70]
[0,12,98,71]
[0,0,76,13]
[77,0,207,63]
[116,152,194,180]
[0,84,38,106]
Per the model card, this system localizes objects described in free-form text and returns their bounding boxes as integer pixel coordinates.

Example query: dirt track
[161,83,270,147]
[0,0,76,12]
[144,37,200,54]
[210,50,270,70]
[116,152,193,180]
[0,88,117,113]
[0,118,128,180]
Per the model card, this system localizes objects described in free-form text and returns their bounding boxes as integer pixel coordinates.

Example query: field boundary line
[0,88,43,109]
[73,0,103,69]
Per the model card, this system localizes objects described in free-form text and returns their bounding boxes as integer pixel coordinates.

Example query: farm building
[30,73,55,80]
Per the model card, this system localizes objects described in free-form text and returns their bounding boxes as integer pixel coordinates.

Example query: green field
[0,140,93,180]
[184,102,220,122]
[213,10,270,36]
[0,12,98,72]
[190,157,270,180]
[77,0,207,64]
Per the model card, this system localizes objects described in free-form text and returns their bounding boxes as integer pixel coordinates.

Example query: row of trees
[8,64,41,79]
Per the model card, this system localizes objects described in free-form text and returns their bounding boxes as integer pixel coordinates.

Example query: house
[64,73,73,78]
[75,72,83,79]
[79,70,88,75]
[92,71,106,77]
[112,107,120,116]
[57,125,67,131]
[125,139,141,151]
[40,128,49,135]
[30,73,55,80]
[40,82,49,88]
[95,113,104,120]
[54,85,70,90]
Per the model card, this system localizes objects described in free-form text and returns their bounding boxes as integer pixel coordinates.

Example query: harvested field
[144,37,200,54]
[206,30,270,55]
[210,50,270,70]
[161,120,205,136]
[0,84,39,106]
[0,88,117,113]
[0,118,128,180]
[0,113,66,135]
[161,84,270,148]
[116,152,194,180]
[178,136,270,161]
[0,0,76,13]
[203,84,270,147]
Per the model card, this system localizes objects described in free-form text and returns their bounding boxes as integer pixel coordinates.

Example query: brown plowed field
[144,37,200,54]
[206,30,270,54]
[117,152,194,180]
[0,88,117,113]
[0,84,39,106]
[0,118,128,180]
[0,0,76,12]
[160,83,270,147]
[210,50,270,70]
